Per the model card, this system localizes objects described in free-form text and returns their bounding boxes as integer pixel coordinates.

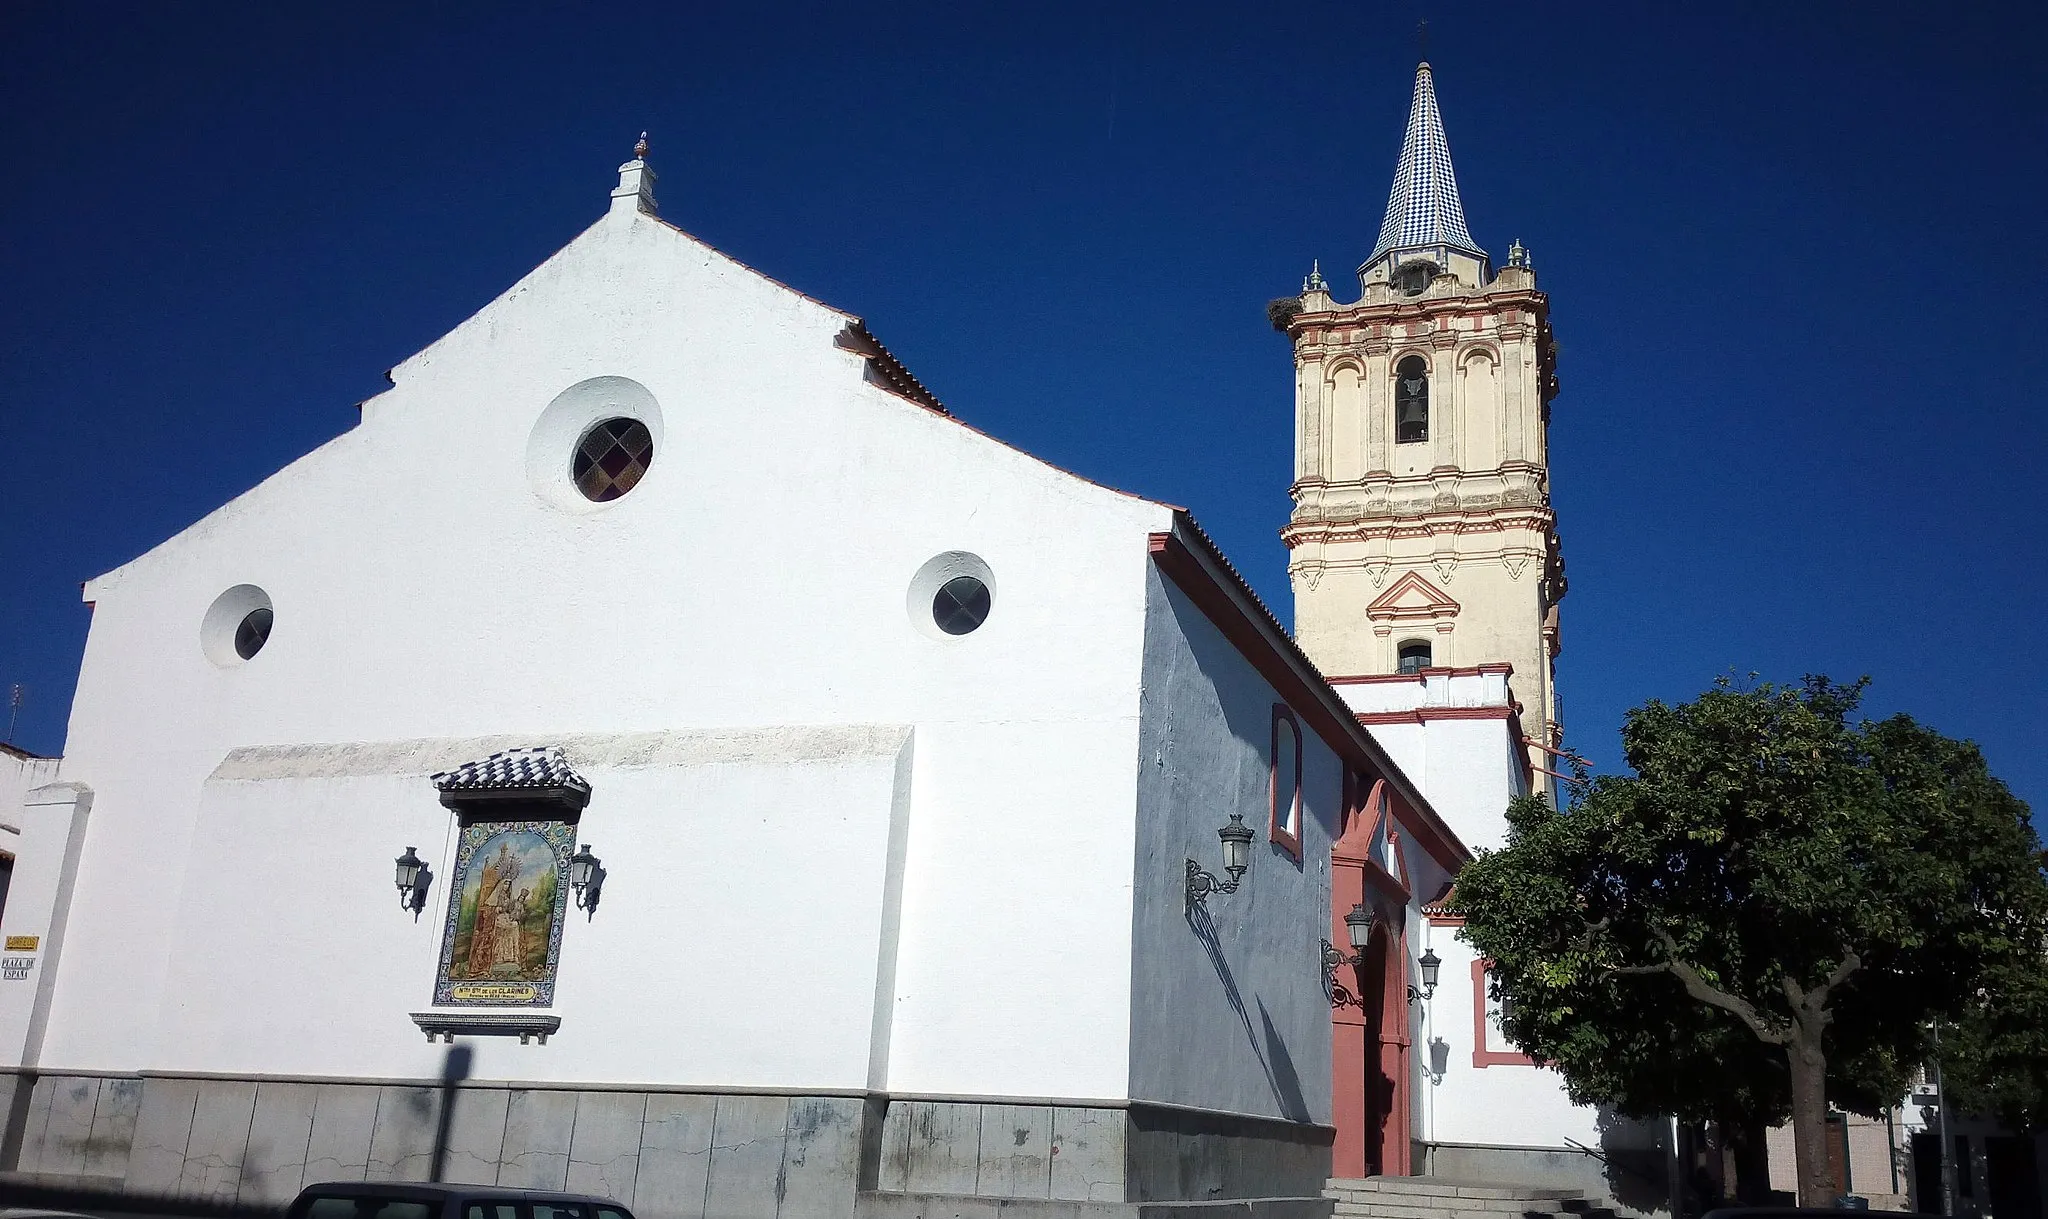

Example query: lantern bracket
[1186,813,1256,908]
[1185,858,1242,906]
[1321,938,1369,1010]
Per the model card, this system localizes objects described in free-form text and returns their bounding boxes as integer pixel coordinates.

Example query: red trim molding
[1327,663,1514,686]
[1471,959,1536,1068]
[1269,704,1303,861]
[1353,705,1514,726]
[1148,526,1471,875]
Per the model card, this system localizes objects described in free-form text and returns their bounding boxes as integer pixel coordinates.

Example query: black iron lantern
[1345,902,1376,950]
[1188,814,1256,906]
[568,844,603,914]
[1217,813,1254,879]
[1417,946,1441,1000]
[395,846,427,913]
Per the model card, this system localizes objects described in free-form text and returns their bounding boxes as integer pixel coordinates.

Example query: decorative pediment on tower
[1364,571,1460,625]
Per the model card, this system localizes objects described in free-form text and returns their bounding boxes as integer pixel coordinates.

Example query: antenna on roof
[5,684,22,744]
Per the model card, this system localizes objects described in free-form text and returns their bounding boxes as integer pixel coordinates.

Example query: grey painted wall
[1129,568,1337,1127]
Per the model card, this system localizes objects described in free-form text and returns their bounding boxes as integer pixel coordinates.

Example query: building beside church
[0,62,1674,1219]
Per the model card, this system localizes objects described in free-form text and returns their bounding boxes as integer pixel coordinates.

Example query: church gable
[87,143,1149,602]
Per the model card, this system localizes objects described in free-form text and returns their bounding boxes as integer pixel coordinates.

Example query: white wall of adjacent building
[0,747,66,1067]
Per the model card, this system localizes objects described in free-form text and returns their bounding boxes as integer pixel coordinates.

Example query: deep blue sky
[4,3,2044,823]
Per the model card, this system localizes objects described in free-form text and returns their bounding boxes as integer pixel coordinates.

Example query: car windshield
[300,1194,436,1219]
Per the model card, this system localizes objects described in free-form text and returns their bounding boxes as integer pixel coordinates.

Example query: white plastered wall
[0,750,66,1064]
[1339,671,1525,851]
[1127,566,1335,1125]
[42,200,1174,1104]
[1412,920,1600,1151]
[150,729,908,1087]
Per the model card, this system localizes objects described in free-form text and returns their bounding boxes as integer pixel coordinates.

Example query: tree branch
[1611,928,1790,1045]
[1781,951,1863,1028]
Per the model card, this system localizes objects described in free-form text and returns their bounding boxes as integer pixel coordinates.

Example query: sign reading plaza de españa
[435,820,574,1007]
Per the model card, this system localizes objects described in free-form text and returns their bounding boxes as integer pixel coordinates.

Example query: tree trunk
[1787,1027,1834,1206]
[1722,1117,1773,1205]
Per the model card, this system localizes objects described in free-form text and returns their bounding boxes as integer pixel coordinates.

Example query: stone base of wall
[877,1099,1330,1204]
[2,1073,1331,1219]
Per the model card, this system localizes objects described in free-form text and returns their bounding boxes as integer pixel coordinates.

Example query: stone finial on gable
[611,131,658,217]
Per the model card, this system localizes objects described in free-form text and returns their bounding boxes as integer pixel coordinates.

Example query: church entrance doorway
[1331,780,1413,1178]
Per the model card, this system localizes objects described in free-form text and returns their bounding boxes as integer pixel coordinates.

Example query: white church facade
[0,67,1666,1219]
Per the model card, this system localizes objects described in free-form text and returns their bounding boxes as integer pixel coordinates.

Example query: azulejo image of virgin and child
[435,820,574,1007]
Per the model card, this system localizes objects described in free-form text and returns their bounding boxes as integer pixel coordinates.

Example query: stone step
[1327,1204,1581,1212]
[1324,1181,1580,1203]
[1322,1191,1581,1209]
[1324,1192,1579,1208]
[1328,1203,1577,1219]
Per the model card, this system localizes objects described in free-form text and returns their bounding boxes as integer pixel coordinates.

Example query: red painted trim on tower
[1326,663,1513,685]
[1353,705,1515,726]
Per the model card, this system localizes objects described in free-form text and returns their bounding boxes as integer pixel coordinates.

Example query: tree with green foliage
[1456,676,2048,1207]
[1937,924,2048,1130]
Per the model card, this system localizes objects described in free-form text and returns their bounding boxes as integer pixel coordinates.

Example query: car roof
[297,1182,622,1205]
[1701,1210,1937,1219]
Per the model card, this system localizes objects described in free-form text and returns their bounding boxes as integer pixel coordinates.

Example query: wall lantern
[1415,947,1441,1002]
[395,846,430,918]
[1320,902,1375,1009]
[568,844,604,916]
[1321,906,1441,1006]
[1186,814,1255,906]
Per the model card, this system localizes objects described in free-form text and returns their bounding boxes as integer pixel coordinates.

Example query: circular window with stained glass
[234,606,274,659]
[931,575,992,636]
[572,418,654,502]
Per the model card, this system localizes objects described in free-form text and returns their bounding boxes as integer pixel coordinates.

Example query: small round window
[235,607,275,659]
[201,584,275,667]
[932,576,992,636]
[572,418,654,502]
[907,551,997,640]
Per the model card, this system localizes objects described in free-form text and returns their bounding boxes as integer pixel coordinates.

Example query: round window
[235,607,275,659]
[201,584,275,667]
[906,552,997,640]
[572,418,654,502]
[932,576,991,636]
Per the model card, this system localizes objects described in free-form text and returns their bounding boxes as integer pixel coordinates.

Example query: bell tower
[1276,62,1566,762]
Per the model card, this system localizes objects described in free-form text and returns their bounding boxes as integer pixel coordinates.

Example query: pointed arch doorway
[1331,778,1414,1177]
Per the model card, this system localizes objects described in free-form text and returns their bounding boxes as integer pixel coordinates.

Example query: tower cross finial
[634,131,649,160]
[1418,18,1428,62]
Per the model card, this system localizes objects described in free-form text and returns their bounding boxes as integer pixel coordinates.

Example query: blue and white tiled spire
[1368,62,1486,266]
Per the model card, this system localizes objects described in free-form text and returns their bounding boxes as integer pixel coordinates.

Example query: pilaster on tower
[1279,61,1567,790]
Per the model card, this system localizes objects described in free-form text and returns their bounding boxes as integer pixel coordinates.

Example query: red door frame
[1331,779,1414,1178]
